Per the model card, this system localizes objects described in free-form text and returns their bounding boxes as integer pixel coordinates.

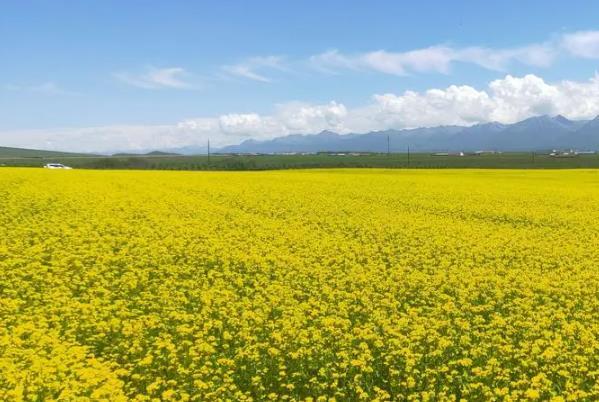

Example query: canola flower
[0,167,598,401]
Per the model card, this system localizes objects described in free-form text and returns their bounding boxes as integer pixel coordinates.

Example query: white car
[44,163,72,169]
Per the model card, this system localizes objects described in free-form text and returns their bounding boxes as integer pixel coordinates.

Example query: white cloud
[370,73,599,127]
[219,113,279,134]
[487,74,561,122]
[561,30,599,59]
[275,101,347,132]
[115,67,192,89]
[4,74,599,153]
[222,56,286,82]
[365,47,455,75]
[367,85,494,128]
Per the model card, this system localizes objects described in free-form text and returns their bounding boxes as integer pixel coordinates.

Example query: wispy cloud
[455,44,556,70]
[223,65,271,82]
[309,31,599,77]
[4,81,78,95]
[222,56,287,82]
[115,66,192,89]
[560,30,599,59]
[311,43,556,76]
[110,31,599,89]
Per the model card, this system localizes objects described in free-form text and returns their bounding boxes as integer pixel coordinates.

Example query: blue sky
[2,1,599,152]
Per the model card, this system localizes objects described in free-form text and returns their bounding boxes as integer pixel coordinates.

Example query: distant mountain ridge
[218,115,599,154]
[0,146,94,158]
[3,115,599,156]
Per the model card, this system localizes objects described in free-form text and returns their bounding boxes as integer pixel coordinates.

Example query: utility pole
[207,139,210,163]
[532,151,535,165]
[407,146,410,168]
[387,135,390,156]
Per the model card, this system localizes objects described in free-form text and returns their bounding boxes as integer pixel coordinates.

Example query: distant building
[549,149,577,158]
[432,152,466,157]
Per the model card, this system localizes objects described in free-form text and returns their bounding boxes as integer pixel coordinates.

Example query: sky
[2,1,599,153]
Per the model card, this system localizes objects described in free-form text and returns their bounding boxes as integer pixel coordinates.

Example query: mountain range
[0,146,93,158]
[217,115,599,154]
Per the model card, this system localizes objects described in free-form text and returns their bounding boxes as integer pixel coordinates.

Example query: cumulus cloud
[275,101,347,132]
[179,101,347,139]
[218,113,279,135]
[367,85,494,128]
[360,74,562,129]
[4,74,599,153]
[115,67,192,89]
[222,56,286,82]
[342,74,599,130]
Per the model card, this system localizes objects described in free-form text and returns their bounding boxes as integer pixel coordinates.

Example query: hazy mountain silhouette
[217,115,599,154]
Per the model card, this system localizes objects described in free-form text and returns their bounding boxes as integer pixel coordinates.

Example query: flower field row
[0,168,598,401]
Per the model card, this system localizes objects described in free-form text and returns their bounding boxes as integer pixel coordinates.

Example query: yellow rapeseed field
[1,168,598,401]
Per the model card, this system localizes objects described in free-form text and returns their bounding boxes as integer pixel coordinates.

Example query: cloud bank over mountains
[3,72,599,153]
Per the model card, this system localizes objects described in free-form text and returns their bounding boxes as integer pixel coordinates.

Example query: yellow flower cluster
[1,168,598,401]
